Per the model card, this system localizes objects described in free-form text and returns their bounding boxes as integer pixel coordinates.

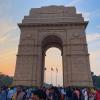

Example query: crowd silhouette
[0,85,100,100]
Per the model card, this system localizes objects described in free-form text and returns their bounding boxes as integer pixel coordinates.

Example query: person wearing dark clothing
[54,87,61,100]
[65,86,73,100]
[0,86,8,100]
[72,88,80,100]
[30,89,46,100]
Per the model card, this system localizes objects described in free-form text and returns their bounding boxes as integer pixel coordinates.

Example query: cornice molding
[18,21,88,28]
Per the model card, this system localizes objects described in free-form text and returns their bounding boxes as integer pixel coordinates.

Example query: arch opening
[44,47,63,86]
[41,35,63,86]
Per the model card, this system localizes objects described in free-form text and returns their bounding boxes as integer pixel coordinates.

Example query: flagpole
[51,67,52,85]
[56,70,57,86]
[56,68,58,86]
[44,67,46,84]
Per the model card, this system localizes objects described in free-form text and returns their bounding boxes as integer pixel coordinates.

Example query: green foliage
[91,72,100,88]
[0,73,13,87]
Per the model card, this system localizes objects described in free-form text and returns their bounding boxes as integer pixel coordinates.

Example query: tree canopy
[0,73,13,87]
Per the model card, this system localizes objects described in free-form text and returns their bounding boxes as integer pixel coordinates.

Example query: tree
[0,73,13,87]
[91,72,100,88]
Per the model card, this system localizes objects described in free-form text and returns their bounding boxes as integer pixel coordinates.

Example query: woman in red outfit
[95,88,100,100]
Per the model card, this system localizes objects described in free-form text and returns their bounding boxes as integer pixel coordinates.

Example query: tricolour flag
[56,68,58,72]
[44,67,47,70]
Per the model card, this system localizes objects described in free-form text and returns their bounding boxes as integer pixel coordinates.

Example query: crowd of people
[0,85,100,100]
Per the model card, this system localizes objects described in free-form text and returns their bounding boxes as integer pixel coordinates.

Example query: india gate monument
[13,6,93,87]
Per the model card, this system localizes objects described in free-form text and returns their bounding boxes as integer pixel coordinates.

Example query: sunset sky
[0,0,100,85]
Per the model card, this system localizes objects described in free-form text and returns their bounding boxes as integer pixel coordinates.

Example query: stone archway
[13,6,93,87]
[41,35,63,86]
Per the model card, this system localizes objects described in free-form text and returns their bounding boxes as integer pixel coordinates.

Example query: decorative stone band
[18,22,88,28]
[66,54,90,56]
[14,80,37,81]
[17,54,38,56]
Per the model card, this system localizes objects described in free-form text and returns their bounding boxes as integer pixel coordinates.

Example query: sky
[0,0,100,85]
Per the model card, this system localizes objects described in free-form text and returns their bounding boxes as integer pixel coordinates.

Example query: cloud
[67,0,84,6]
[82,31,100,76]
[86,33,100,75]
[96,25,100,29]
[82,12,91,20]
[0,47,17,56]
[0,0,20,76]
[0,19,17,34]
[0,19,19,44]
[90,48,100,75]
[0,0,17,38]
[0,0,13,18]
[0,34,9,43]
[86,33,100,42]
[77,11,91,20]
